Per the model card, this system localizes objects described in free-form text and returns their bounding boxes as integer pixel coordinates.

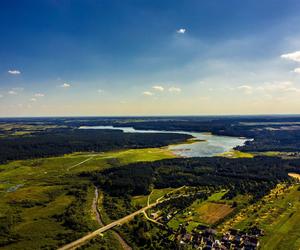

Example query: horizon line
[1,114,300,119]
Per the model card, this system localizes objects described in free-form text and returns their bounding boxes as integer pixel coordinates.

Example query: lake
[79,126,248,157]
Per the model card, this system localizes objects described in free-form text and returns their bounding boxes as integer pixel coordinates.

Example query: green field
[0,147,175,249]
[131,187,175,208]
[167,190,237,232]
[218,150,254,158]
[1,144,300,249]
[219,183,300,250]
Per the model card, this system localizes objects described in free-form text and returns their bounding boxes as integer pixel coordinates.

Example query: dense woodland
[82,155,300,249]
[87,156,297,201]
[0,129,191,163]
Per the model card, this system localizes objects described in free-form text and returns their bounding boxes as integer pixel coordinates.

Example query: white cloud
[34,93,45,97]
[8,87,23,95]
[281,51,300,62]
[234,81,300,95]
[237,85,253,94]
[258,81,300,92]
[61,83,71,88]
[168,87,181,93]
[293,68,300,74]
[176,28,186,34]
[30,98,37,102]
[8,70,21,75]
[0,94,3,98]
[97,89,103,93]
[152,85,164,91]
[8,90,17,95]
[142,91,154,96]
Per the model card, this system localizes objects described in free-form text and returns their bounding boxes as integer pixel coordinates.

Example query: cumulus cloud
[293,68,300,74]
[152,85,164,91]
[30,98,37,102]
[168,87,181,93]
[61,83,71,88]
[8,90,17,95]
[281,51,300,62]
[142,91,154,96]
[97,89,103,93]
[34,93,45,97]
[237,85,253,94]
[8,70,21,75]
[8,87,24,95]
[176,28,186,34]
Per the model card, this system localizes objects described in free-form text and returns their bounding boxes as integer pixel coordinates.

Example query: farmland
[218,183,300,250]
[167,190,236,231]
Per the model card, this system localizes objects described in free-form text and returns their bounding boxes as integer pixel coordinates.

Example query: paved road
[58,186,185,250]
[58,200,161,250]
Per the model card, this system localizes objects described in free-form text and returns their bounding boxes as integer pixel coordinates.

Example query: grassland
[131,188,175,208]
[218,150,254,158]
[0,147,175,249]
[0,123,65,136]
[193,202,234,224]
[218,183,300,250]
[1,140,299,249]
[167,190,237,232]
[219,150,300,160]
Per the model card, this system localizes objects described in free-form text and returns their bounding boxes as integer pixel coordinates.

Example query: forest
[86,156,298,201]
[0,129,191,163]
[2,116,300,154]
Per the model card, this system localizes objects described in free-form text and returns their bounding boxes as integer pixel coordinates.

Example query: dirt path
[59,197,163,250]
[147,190,153,206]
[67,156,96,171]
[112,231,132,250]
[92,187,132,250]
[143,211,164,226]
[92,188,104,226]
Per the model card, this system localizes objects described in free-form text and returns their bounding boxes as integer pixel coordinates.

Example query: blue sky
[1,0,300,116]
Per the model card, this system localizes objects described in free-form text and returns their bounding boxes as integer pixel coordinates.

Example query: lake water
[79,126,248,157]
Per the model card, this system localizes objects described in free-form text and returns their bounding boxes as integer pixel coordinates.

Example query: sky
[1,0,300,116]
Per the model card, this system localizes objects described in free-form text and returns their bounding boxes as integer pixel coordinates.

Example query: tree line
[0,129,191,163]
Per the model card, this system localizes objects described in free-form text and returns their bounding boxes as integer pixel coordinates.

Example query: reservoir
[79,126,248,157]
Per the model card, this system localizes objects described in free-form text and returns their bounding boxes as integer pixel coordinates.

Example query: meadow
[167,190,238,232]
[218,182,300,250]
[0,147,175,249]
